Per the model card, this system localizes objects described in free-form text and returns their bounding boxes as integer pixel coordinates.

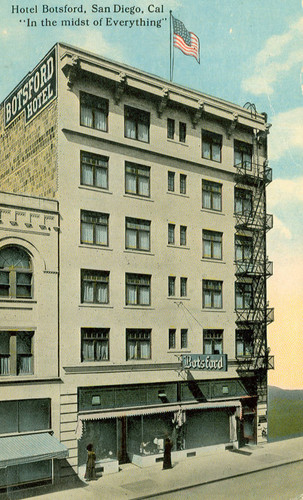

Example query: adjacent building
[0,43,274,487]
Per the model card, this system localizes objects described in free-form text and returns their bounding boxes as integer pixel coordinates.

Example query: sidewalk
[9,436,303,499]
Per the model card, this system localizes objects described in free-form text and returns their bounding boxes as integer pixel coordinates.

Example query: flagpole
[169,11,172,81]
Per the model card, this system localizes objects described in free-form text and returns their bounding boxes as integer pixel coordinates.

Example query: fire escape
[234,156,274,375]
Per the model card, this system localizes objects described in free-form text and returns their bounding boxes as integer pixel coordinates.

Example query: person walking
[162,437,173,470]
[85,443,96,480]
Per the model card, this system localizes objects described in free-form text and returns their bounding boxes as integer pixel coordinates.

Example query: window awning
[76,399,241,438]
[0,433,69,468]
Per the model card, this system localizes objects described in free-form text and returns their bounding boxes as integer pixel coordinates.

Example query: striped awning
[76,400,241,438]
[0,433,69,468]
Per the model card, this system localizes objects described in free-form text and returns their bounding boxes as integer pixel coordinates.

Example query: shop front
[76,378,256,472]
[76,400,241,470]
[0,432,68,491]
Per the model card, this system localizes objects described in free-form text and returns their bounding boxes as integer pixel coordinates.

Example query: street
[155,462,303,500]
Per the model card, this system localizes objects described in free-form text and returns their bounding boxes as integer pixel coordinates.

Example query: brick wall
[0,101,58,198]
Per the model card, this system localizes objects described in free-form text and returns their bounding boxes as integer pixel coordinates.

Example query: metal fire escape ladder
[235,160,274,373]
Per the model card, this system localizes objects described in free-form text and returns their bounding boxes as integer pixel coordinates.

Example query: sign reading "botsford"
[4,46,57,128]
[182,354,228,371]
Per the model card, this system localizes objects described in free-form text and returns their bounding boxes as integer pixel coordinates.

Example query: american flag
[172,16,200,63]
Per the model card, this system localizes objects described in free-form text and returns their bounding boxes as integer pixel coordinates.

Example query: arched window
[0,246,32,298]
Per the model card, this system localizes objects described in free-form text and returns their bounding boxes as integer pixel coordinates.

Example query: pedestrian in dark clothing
[162,437,173,469]
[85,443,96,480]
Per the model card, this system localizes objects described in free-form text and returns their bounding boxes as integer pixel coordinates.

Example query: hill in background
[268,386,303,441]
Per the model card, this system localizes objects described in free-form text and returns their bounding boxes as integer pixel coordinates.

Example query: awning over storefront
[76,400,241,438]
[0,433,69,468]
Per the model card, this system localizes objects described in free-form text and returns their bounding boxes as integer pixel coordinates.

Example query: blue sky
[0,0,302,388]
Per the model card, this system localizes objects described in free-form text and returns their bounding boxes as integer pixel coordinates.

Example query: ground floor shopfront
[75,378,261,472]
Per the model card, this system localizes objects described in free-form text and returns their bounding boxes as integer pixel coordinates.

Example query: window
[125,105,150,142]
[203,230,222,260]
[0,331,33,376]
[126,218,150,251]
[234,140,252,169]
[202,130,222,162]
[179,122,186,143]
[203,330,223,354]
[235,188,253,216]
[126,329,151,360]
[180,174,187,194]
[125,162,150,197]
[81,269,109,304]
[180,277,187,297]
[169,329,176,349]
[81,152,108,189]
[236,330,253,357]
[202,180,222,211]
[81,328,109,362]
[81,210,109,246]
[167,171,175,192]
[168,224,175,245]
[235,283,253,310]
[203,280,223,309]
[0,246,32,299]
[181,329,188,349]
[235,236,253,262]
[167,118,175,139]
[126,273,151,306]
[80,92,108,131]
[0,399,50,435]
[180,226,187,246]
[168,276,176,296]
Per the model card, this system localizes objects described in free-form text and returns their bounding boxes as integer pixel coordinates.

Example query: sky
[0,0,302,389]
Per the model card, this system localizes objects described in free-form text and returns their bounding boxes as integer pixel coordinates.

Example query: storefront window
[127,413,174,457]
[78,419,117,466]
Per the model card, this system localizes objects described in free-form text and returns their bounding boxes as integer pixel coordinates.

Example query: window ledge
[124,306,154,310]
[201,309,226,313]
[124,250,155,256]
[201,259,226,264]
[201,209,225,216]
[166,297,190,301]
[123,194,154,202]
[167,139,189,147]
[0,299,37,303]
[167,350,191,353]
[79,304,113,309]
[79,245,113,251]
[167,192,189,199]
[79,185,112,195]
[202,157,222,164]
[167,245,190,250]
[81,361,110,364]
[0,374,34,380]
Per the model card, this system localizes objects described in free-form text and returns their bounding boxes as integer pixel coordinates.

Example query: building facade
[0,43,273,485]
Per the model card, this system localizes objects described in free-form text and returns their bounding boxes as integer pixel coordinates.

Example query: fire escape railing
[234,160,274,372]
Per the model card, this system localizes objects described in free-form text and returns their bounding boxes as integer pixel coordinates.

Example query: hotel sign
[4,46,57,128]
[182,354,228,371]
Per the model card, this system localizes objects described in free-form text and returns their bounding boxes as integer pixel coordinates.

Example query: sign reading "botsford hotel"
[4,46,57,128]
[182,354,228,371]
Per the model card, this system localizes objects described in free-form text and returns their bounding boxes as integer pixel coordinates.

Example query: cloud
[268,176,303,207]
[271,215,292,240]
[61,29,124,62]
[242,16,303,95]
[268,107,303,161]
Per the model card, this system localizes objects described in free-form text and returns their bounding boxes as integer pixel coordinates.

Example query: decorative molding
[64,362,181,374]
[114,72,127,104]
[192,99,204,128]
[66,56,81,90]
[256,123,272,146]
[226,112,238,139]
[157,87,169,117]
